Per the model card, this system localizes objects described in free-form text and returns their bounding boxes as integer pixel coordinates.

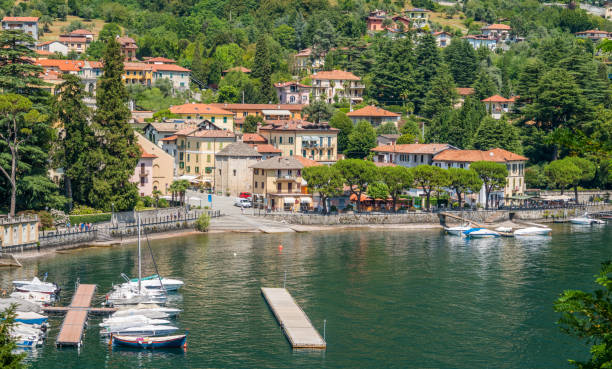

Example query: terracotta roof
[259,120,339,132]
[482,94,512,103]
[145,57,176,63]
[433,148,528,162]
[576,29,610,34]
[147,122,186,132]
[35,50,54,56]
[433,31,452,36]
[274,81,311,88]
[2,17,39,22]
[160,135,178,141]
[223,66,251,73]
[311,70,360,81]
[292,156,322,167]
[69,29,93,35]
[117,36,136,44]
[37,41,55,46]
[296,48,312,57]
[209,103,305,111]
[36,59,85,72]
[169,103,233,115]
[242,133,267,143]
[176,128,236,139]
[59,36,87,43]
[124,62,152,71]
[482,23,511,30]
[371,143,453,154]
[346,105,400,117]
[139,145,157,159]
[456,87,474,96]
[40,70,62,80]
[216,142,261,157]
[251,144,281,153]
[250,156,305,170]
[87,61,103,68]
[152,64,190,72]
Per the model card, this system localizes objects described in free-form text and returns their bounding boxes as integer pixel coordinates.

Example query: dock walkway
[261,287,326,349]
[55,284,97,348]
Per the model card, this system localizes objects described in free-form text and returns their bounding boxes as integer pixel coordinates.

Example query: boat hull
[111,334,186,349]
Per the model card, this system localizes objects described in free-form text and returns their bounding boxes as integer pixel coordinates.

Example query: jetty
[261,287,326,349]
[438,212,514,237]
[52,283,114,348]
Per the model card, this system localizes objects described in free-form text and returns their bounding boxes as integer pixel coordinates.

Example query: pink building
[131,145,157,197]
[274,81,311,105]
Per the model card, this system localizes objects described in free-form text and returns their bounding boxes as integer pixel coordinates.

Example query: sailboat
[105,216,167,307]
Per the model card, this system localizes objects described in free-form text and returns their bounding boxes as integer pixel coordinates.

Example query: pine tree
[90,37,139,211]
[369,37,416,105]
[414,33,442,113]
[54,74,94,211]
[472,116,522,153]
[422,64,457,118]
[252,34,276,103]
[0,30,44,95]
[516,58,545,105]
[444,38,477,87]
[472,69,498,100]
[0,305,26,368]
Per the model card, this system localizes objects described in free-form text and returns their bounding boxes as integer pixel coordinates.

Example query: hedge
[69,213,112,224]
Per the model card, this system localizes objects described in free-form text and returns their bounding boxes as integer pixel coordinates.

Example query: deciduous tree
[412,165,449,210]
[329,111,352,153]
[302,165,343,213]
[471,161,508,209]
[346,121,376,159]
[333,159,377,212]
[447,167,482,208]
[379,166,413,212]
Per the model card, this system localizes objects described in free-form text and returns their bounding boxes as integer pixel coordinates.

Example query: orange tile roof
[311,70,360,81]
[145,57,176,63]
[274,81,311,88]
[433,31,452,36]
[160,135,178,141]
[371,143,453,154]
[152,64,190,72]
[37,41,55,46]
[346,105,400,117]
[139,145,157,158]
[260,120,339,132]
[117,36,136,44]
[169,103,233,115]
[482,23,511,30]
[456,87,474,96]
[242,133,267,143]
[69,29,94,35]
[251,144,282,153]
[482,94,512,103]
[223,66,251,73]
[433,148,528,162]
[374,162,397,167]
[59,36,87,43]
[2,17,39,22]
[293,155,323,167]
[35,50,54,56]
[124,62,152,71]
[296,48,312,57]
[40,70,62,80]
[209,103,305,111]
[36,59,85,72]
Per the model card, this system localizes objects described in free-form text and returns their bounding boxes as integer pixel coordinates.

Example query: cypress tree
[90,37,139,211]
[472,116,522,153]
[414,33,442,113]
[472,69,498,100]
[370,37,416,105]
[252,34,276,103]
[422,64,457,118]
[444,38,477,87]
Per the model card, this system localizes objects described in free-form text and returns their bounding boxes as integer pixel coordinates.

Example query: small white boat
[445,226,472,236]
[100,324,179,337]
[100,315,171,329]
[15,312,48,325]
[463,228,501,238]
[513,227,552,236]
[125,275,184,292]
[113,306,180,319]
[570,217,595,225]
[105,286,167,306]
[10,291,55,305]
[495,227,512,233]
[12,277,59,295]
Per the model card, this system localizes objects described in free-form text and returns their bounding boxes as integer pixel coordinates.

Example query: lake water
[1,224,610,368]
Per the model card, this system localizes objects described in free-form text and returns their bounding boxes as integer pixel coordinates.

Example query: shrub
[195,213,211,232]
[38,211,54,229]
[329,205,338,212]
[70,204,103,215]
[69,213,112,224]
[158,198,169,208]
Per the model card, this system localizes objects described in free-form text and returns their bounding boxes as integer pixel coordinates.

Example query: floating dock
[261,287,326,349]
[55,284,98,348]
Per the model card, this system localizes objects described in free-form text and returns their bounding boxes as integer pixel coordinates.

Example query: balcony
[274,175,299,182]
[139,169,149,177]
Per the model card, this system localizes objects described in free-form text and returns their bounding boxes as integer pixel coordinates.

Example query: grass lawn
[39,16,107,42]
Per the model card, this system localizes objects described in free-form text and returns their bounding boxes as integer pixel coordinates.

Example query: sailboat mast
[138,214,142,292]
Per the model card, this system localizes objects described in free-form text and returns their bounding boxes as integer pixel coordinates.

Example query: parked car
[239,192,252,199]
[234,198,252,208]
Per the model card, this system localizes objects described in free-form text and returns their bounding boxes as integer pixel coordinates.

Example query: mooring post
[324,319,326,341]
[283,270,287,289]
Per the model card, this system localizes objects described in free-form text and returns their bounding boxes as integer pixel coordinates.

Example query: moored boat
[111,333,187,349]
[15,312,48,325]
[513,227,552,236]
[445,226,472,236]
[126,275,184,292]
[10,291,55,305]
[101,324,179,337]
[112,306,180,319]
[463,228,501,238]
[12,277,59,295]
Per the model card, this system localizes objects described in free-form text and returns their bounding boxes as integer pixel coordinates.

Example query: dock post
[283,270,286,289]
[323,319,326,341]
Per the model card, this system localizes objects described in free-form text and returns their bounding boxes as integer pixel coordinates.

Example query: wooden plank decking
[261,287,326,349]
[55,284,97,347]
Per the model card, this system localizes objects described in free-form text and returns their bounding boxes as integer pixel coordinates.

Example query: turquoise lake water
[0,224,610,368]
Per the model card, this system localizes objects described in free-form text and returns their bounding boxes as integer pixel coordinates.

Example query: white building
[2,16,38,40]
[152,64,191,91]
[433,31,452,47]
[371,143,456,167]
[36,41,69,56]
[346,105,400,128]
[310,70,364,105]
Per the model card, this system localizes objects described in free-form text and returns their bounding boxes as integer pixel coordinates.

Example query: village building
[377,134,401,146]
[482,95,517,119]
[432,148,528,206]
[214,143,262,197]
[144,57,177,65]
[36,40,69,56]
[174,127,236,187]
[58,35,88,54]
[346,105,400,127]
[123,62,153,86]
[250,156,320,211]
[433,31,453,47]
[310,70,364,105]
[606,4,612,20]
[575,29,610,41]
[274,81,311,105]
[242,133,267,145]
[144,121,194,146]
[1,16,38,40]
[210,103,306,132]
[366,10,387,31]
[0,215,39,248]
[293,48,325,74]
[130,145,157,197]
[463,34,498,50]
[455,87,475,108]
[169,104,234,131]
[152,63,191,91]
[136,132,175,195]
[68,29,94,41]
[258,120,339,164]
[39,70,63,95]
[117,36,138,60]
[481,24,512,39]
[221,66,251,76]
[404,8,429,28]
[371,143,456,167]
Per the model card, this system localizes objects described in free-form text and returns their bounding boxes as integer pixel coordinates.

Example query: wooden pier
[261,287,326,349]
[55,284,101,348]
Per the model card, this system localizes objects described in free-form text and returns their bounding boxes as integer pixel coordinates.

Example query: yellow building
[135,132,175,195]
[0,215,39,248]
[250,156,320,211]
[209,103,306,132]
[123,62,153,86]
[404,8,430,28]
[174,126,236,187]
[169,103,235,131]
[258,120,339,165]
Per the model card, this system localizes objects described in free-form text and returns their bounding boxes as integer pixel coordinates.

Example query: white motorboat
[15,312,48,325]
[113,306,181,319]
[12,276,59,295]
[513,227,552,236]
[100,324,179,337]
[463,228,501,238]
[100,315,171,329]
[125,275,184,292]
[101,320,171,332]
[10,291,55,305]
[570,213,605,225]
[445,226,472,236]
[495,227,512,233]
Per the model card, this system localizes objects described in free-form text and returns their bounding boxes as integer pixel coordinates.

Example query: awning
[540,195,572,201]
[177,175,198,181]
[262,109,291,116]
[300,197,312,204]
[283,197,296,204]
[507,195,531,200]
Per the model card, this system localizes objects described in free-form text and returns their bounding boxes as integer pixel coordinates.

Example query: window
[243,112,247,117]
[179,162,184,169]
[279,136,283,144]
[233,169,236,176]
[186,166,190,173]
[302,150,306,157]
[290,96,295,103]
[277,169,282,177]
[297,169,301,176]
[195,167,199,173]
[420,155,424,163]
[211,117,215,123]
[197,142,200,149]
[289,137,294,144]
[187,142,190,149]
[223,117,227,123]
[254,169,259,175]
[328,137,331,146]
[187,154,190,161]
[207,142,211,150]
[207,154,211,163]
[277,183,282,191]
[140,177,145,186]
[196,155,199,163]
[255,182,258,188]
[288,183,293,192]
[289,150,293,156]
[219,169,221,175]
[328,149,331,158]
[219,143,223,149]
[179,152,184,160]
[261,182,264,189]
